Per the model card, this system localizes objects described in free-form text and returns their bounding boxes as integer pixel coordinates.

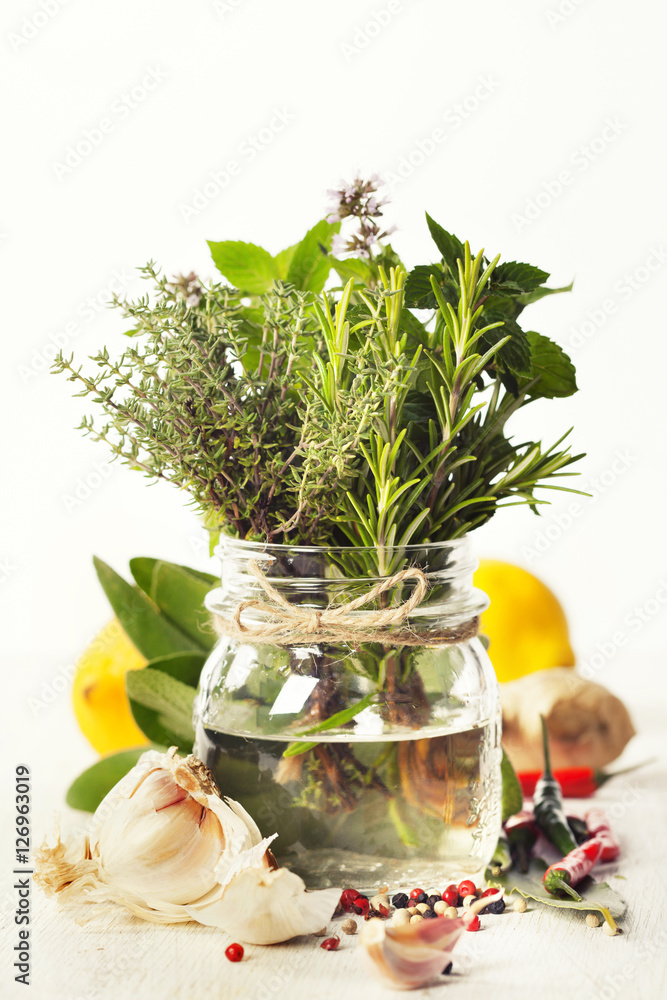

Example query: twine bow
[213,561,479,647]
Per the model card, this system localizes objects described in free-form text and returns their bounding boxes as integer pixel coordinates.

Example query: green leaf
[66,748,149,813]
[487,858,627,926]
[404,264,443,309]
[275,243,298,278]
[521,331,578,398]
[208,240,279,295]
[285,219,338,293]
[129,558,217,650]
[493,260,550,293]
[126,667,197,753]
[517,281,573,307]
[425,213,464,271]
[331,257,374,286]
[93,557,201,659]
[501,749,523,822]
[479,313,532,376]
[282,693,377,757]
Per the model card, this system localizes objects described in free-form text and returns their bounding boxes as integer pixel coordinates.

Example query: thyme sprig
[53,178,583,556]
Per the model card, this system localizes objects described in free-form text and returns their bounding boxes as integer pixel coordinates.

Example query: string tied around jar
[212,561,479,647]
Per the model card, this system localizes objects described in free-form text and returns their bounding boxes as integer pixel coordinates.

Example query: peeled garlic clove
[35,748,275,924]
[189,865,341,945]
[360,914,465,990]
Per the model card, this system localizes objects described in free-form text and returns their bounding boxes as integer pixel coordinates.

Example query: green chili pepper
[505,811,538,874]
[490,832,513,874]
[533,715,577,857]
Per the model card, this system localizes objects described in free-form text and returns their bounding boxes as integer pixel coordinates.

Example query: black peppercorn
[415,892,428,904]
[391,892,409,909]
[427,894,441,909]
[422,908,437,919]
[483,898,506,915]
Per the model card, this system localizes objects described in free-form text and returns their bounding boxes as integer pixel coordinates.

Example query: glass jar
[193,537,502,891]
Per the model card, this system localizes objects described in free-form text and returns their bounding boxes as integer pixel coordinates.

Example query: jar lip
[215,536,471,556]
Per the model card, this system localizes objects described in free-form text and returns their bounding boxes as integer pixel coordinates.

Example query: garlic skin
[36,748,339,941]
[360,891,504,990]
[190,865,341,945]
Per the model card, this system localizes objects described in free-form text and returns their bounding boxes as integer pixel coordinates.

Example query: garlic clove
[359,915,465,990]
[189,865,341,945]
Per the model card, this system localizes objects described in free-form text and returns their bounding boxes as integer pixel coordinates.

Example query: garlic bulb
[36,748,339,941]
[360,891,504,990]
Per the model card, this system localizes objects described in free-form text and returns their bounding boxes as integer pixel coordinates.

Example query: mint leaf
[93,557,200,659]
[208,240,279,294]
[479,313,531,377]
[522,331,578,398]
[404,264,443,309]
[275,243,298,278]
[425,213,464,271]
[493,261,550,293]
[285,219,338,292]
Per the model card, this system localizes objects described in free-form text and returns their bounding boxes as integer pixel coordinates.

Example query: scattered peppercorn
[513,898,527,913]
[585,914,600,928]
[458,880,476,897]
[466,915,481,932]
[433,901,447,915]
[444,906,459,919]
[410,888,425,899]
[442,889,459,907]
[392,908,411,926]
[416,903,430,915]
[427,894,441,909]
[414,892,428,904]
[603,922,619,936]
[392,892,409,909]
[462,894,476,908]
[423,910,438,919]
[407,906,418,916]
[320,936,340,951]
[340,888,360,912]
[341,919,357,935]
[483,899,506,915]
[225,943,244,963]
[352,895,370,916]
[442,962,453,975]
[445,883,459,894]
[410,914,424,925]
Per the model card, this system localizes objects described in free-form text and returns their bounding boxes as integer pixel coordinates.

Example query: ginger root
[500,668,635,772]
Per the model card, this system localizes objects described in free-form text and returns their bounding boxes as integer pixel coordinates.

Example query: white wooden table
[2,654,666,1000]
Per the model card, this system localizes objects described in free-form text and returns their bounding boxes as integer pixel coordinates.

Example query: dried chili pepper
[585,808,620,862]
[543,837,603,899]
[533,716,577,857]
[505,810,538,873]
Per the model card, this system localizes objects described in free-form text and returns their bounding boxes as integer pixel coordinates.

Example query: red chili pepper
[519,760,650,798]
[543,837,603,899]
[585,809,620,862]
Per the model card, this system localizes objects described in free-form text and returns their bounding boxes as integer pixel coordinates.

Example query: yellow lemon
[72,619,150,754]
[474,560,575,684]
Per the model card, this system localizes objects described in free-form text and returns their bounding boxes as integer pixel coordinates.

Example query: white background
[2,0,666,702]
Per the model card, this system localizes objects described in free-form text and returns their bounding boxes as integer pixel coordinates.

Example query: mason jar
[193,537,502,890]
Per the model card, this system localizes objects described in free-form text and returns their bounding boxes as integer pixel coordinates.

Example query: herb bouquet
[56,178,582,886]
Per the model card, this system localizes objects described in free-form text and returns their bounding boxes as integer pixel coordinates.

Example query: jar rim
[215,536,471,556]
